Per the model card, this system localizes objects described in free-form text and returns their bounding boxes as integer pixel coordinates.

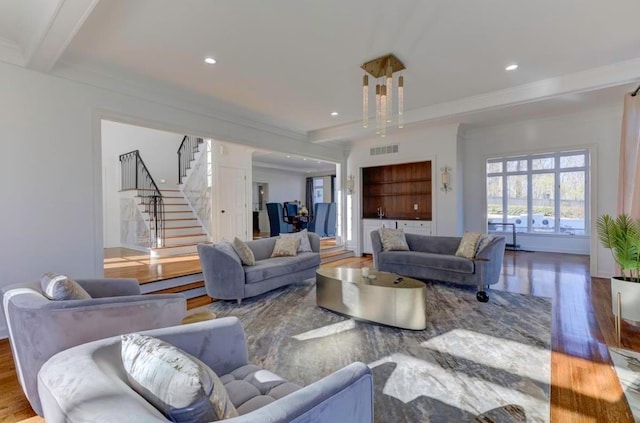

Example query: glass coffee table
[315,267,427,330]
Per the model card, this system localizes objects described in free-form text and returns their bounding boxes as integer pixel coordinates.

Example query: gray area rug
[194,280,552,422]
[609,347,640,421]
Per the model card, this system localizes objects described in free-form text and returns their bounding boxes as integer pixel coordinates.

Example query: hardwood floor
[1,251,636,422]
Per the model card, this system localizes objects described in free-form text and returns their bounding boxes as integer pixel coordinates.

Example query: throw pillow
[232,237,255,266]
[476,234,496,256]
[121,333,238,423]
[215,240,242,265]
[378,227,410,251]
[40,272,92,301]
[271,237,301,257]
[279,229,312,253]
[455,232,483,259]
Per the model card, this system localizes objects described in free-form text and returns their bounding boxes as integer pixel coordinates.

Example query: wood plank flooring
[1,251,637,422]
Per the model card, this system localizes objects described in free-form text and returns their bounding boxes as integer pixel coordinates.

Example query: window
[487,150,589,236]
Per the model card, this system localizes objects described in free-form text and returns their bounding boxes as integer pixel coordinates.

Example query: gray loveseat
[38,317,374,423]
[198,233,321,302]
[371,232,505,295]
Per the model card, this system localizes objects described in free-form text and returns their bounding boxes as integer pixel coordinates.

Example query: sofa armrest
[476,236,506,286]
[75,278,141,297]
[198,244,245,300]
[227,362,373,423]
[370,230,383,270]
[308,232,321,253]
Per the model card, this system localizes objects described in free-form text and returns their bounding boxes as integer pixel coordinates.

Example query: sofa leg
[237,299,242,305]
[476,291,489,302]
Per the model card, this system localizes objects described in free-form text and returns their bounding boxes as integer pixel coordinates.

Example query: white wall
[0,61,344,338]
[346,124,463,254]
[461,107,622,277]
[102,121,183,247]
[252,167,306,205]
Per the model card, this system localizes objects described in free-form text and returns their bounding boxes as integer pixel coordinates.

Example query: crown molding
[52,59,316,145]
[0,36,25,66]
[308,57,640,143]
[253,161,334,175]
[26,0,100,72]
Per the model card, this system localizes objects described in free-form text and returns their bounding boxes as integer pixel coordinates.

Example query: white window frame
[487,149,590,236]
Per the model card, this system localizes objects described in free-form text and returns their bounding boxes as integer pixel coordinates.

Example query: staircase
[139,188,209,258]
[320,245,355,264]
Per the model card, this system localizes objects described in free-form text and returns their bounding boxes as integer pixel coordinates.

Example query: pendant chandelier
[361,54,405,137]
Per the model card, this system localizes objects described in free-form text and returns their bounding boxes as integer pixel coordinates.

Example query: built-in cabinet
[362,219,432,254]
[362,161,432,220]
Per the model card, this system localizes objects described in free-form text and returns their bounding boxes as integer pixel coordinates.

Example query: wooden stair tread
[164,233,206,239]
[153,281,204,294]
[153,242,200,249]
[146,218,197,222]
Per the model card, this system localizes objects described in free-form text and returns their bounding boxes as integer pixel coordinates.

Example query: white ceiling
[0,0,639,141]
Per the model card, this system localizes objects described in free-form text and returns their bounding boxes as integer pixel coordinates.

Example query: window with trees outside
[486,150,589,236]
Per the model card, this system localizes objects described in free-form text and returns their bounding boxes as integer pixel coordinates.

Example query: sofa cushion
[455,232,483,259]
[40,273,92,301]
[271,237,300,257]
[220,364,301,415]
[121,333,238,422]
[379,228,409,251]
[232,237,256,266]
[279,229,312,253]
[379,251,474,274]
[245,253,320,284]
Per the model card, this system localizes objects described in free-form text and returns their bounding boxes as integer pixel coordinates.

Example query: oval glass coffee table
[316,267,426,330]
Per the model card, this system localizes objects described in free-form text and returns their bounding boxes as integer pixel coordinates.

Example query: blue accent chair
[308,202,329,237]
[267,203,292,236]
[284,202,298,221]
[325,202,337,237]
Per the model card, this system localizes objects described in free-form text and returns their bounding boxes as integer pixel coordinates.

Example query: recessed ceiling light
[330,112,339,116]
[307,171,311,173]
[303,158,307,161]
[204,57,216,65]
[286,155,291,158]
[505,64,518,71]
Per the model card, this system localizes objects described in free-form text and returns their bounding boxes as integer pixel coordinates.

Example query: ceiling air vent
[370,144,399,156]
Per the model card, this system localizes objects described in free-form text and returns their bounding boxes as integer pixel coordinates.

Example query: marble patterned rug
[609,347,640,421]
[193,279,552,422]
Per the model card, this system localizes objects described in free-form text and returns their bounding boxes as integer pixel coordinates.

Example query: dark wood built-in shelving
[362,161,432,220]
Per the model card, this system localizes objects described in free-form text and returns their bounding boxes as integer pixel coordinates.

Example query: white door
[217,166,248,241]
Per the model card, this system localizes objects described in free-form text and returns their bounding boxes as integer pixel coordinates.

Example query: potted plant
[596,213,640,322]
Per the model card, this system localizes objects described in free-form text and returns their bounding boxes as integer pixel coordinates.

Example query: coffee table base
[316,270,426,330]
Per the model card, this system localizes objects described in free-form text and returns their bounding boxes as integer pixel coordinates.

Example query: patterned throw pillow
[378,227,410,251]
[279,229,312,253]
[232,237,256,266]
[121,333,238,422]
[455,232,483,259]
[476,234,496,256]
[271,237,301,257]
[40,272,92,301]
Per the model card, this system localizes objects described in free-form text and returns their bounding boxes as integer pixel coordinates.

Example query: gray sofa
[38,317,374,423]
[371,232,505,292]
[198,233,321,302]
[2,278,186,415]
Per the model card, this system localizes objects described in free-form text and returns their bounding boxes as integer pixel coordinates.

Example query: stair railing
[177,135,203,185]
[119,150,165,249]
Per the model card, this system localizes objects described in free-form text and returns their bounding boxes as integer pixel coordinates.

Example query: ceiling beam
[26,0,100,72]
[308,57,640,143]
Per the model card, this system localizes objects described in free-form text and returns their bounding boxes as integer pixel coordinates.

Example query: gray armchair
[38,317,374,423]
[1,278,187,415]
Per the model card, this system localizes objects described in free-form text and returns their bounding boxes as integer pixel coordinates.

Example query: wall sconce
[440,165,452,193]
[346,175,355,195]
